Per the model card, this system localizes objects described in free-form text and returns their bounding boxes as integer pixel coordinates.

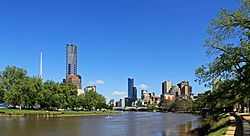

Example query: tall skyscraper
[65,44,82,89]
[39,51,43,79]
[177,81,192,98]
[132,87,137,101]
[66,44,77,76]
[127,77,137,101]
[128,78,134,98]
[162,81,172,95]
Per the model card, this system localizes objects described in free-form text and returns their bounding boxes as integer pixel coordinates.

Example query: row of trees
[195,0,249,112]
[0,66,107,110]
[162,98,193,112]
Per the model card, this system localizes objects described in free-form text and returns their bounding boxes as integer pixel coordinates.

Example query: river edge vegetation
[0,109,119,117]
[190,0,250,135]
[0,66,113,113]
[189,113,231,136]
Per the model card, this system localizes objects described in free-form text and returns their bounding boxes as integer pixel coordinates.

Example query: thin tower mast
[39,51,43,79]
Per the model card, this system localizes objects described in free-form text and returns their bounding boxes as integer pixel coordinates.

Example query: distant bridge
[113,107,148,111]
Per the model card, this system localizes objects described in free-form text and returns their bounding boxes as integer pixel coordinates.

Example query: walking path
[224,115,236,136]
[240,114,250,136]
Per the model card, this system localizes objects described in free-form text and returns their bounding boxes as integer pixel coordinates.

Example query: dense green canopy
[195,0,250,111]
[0,66,108,110]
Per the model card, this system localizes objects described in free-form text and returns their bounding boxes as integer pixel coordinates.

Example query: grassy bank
[189,113,230,136]
[0,109,120,117]
[207,113,230,136]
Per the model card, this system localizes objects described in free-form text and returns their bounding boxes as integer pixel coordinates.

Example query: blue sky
[0,0,238,101]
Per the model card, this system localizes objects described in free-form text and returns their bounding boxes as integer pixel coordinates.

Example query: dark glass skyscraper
[128,78,134,98]
[132,87,137,101]
[65,44,82,89]
[128,77,137,101]
[66,44,77,76]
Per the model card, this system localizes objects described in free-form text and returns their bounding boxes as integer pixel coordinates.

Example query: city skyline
[0,0,238,101]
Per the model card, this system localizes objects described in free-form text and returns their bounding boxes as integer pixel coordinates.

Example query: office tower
[65,44,82,89]
[128,78,134,98]
[132,87,137,101]
[162,81,172,95]
[171,85,181,97]
[39,51,43,79]
[177,81,192,97]
[66,44,77,76]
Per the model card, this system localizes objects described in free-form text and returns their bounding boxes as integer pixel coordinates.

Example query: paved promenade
[225,115,236,136]
[225,113,250,136]
[240,114,250,135]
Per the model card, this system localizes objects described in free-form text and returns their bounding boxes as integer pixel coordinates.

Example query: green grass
[61,110,119,115]
[207,113,230,136]
[0,109,61,115]
[0,109,119,116]
[208,126,227,136]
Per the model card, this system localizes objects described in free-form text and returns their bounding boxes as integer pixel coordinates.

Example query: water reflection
[0,112,204,136]
[162,117,205,136]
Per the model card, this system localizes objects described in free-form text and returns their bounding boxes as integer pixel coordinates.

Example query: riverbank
[189,113,231,136]
[0,109,120,118]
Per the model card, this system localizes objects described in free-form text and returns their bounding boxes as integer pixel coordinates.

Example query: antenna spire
[39,50,43,79]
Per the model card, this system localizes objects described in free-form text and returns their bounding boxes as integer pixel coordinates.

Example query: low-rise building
[84,86,96,92]
[162,94,175,101]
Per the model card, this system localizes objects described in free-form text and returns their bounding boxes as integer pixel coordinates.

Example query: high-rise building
[162,81,172,95]
[132,87,137,101]
[171,85,181,97]
[128,78,134,98]
[177,81,192,98]
[65,44,82,89]
[66,44,77,76]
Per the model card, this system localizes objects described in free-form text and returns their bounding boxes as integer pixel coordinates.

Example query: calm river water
[0,112,204,136]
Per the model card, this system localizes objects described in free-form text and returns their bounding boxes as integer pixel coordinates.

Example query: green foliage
[163,98,193,112]
[82,91,107,110]
[147,104,157,112]
[0,66,27,107]
[0,66,108,111]
[0,83,4,101]
[195,0,250,111]
[0,109,118,116]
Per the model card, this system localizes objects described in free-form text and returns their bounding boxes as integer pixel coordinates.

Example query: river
[0,112,204,136]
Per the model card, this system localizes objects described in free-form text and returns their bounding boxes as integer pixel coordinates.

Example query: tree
[195,0,250,111]
[83,91,106,110]
[0,83,4,101]
[38,81,61,110]
[0,66,108,111]
[147,104,157,112]
[60,83,78,109]
[20,77,42,108]
[0,66,27,107]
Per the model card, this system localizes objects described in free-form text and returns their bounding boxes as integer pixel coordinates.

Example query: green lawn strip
[61,111,119,115]
[207,113,230,135]
[208,126,227,136]
[0,109,119,116]
[0,109,61,115]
